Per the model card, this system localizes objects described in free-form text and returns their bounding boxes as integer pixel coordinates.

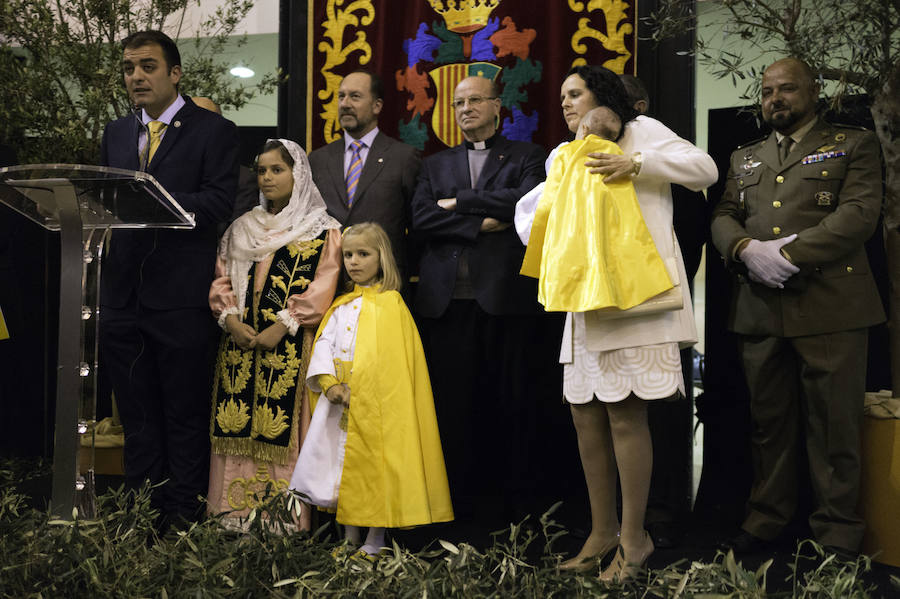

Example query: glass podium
[0,164,195,518]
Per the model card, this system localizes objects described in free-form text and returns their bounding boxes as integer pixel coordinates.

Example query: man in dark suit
[712,58,884,556]
[308,70,420,281]
[412,75,552,527]
[99,30,239,528]
[620,73,707,549]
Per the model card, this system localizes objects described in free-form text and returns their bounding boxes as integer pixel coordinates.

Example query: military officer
[711,57,884,556]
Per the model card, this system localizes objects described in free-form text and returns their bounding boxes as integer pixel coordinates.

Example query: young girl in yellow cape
[289,222,453,556]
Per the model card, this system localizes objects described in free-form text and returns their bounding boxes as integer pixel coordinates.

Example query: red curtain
[306,0,636,154]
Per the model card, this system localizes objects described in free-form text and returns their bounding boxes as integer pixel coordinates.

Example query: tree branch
[818,67,870,88]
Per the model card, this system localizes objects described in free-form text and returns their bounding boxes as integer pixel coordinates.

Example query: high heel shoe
[599,532,654,583]
[559,536,619,573]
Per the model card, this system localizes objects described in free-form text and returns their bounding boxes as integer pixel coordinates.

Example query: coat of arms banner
[305,0,636,153]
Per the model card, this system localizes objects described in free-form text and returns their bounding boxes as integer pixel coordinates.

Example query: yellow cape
[310,286,454,527]
[520,136,673,312]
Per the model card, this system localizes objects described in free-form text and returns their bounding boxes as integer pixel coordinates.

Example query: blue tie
[345,140,364,205]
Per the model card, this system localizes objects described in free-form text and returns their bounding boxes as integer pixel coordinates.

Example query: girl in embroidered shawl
[290,223,453,556]
[208,139,342,528]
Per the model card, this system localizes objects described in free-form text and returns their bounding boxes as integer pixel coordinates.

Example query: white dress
[516,116,719,404]
[289,296,362,507]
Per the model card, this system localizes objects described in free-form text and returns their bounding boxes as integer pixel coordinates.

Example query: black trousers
[100,299,217,522]
[418,300,568,520]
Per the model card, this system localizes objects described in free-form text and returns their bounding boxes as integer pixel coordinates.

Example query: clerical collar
[464,134,498,150]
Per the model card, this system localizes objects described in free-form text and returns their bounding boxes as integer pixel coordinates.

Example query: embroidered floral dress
[207,228,341,525]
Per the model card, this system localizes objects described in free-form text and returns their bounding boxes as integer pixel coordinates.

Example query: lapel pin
[378,158,383,163]
[173,121,181,128]
[498,154,504,161]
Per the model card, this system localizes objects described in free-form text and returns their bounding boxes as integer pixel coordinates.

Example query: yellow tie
[147,120,167,165]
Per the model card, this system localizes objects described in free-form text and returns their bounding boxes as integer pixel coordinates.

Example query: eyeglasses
[452,96,498,110]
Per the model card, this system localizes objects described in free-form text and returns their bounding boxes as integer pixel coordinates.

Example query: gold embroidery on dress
[270,274,288,295]
[213,235,325,462]
[251,402,290,440]
[288,238,325,260]
[290,276,312,291]
[253,342,300,439]
[220,348,253,395]
[214,346,254,433]
[216,397,251,434]
[226,465,290,510]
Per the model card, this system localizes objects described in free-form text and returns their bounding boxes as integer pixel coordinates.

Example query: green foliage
[644,0,898,107]
[0,0,281,164]
[646,0,899,230]
[0,462,887,598]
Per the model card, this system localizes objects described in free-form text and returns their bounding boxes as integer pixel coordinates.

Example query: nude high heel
[559,534,619,573]
[599,531,654,583]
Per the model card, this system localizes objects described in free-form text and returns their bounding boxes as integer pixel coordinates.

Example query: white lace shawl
[218,138,341,322]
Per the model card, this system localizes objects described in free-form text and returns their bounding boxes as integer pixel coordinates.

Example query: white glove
[739,234,799,288]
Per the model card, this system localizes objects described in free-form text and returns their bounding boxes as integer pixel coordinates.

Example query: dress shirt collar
[141,94,185,127]
[464,132,499,151]
[344,127,379,152]
[774,116,818,146]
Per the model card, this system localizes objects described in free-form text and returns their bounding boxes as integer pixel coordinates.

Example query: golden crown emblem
[428,0,500,34]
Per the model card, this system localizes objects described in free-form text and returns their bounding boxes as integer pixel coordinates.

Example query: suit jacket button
[773,200,782,208]
[773,226,782,235]
[846,266,853,273]
[821,170,829,177]
[775,175,785,183]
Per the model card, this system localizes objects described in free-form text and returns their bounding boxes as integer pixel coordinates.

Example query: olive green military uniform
[711,118,884,550]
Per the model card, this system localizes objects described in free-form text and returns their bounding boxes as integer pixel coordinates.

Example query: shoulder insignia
[735,136,766,151]
[828,122,870,132]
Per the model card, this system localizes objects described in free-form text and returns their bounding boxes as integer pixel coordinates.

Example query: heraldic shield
[429,61,502,148]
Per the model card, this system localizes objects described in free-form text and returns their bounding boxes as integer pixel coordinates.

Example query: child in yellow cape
[518,107,674,312]
[289,222,453,556]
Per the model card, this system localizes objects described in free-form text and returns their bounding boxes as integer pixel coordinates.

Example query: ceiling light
[230,66,254,78]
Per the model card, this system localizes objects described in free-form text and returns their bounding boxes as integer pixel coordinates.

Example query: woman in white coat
[517,65,718,580]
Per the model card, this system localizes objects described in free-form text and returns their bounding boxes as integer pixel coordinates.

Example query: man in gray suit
[308,70,421,281]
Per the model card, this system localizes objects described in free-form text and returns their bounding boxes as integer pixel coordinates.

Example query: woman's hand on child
[585,152,634,182]
[251,322,289,350]
[225,314,257,349]
[325,383,351,407]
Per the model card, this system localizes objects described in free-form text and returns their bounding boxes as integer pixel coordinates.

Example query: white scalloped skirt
[563,312,685,404]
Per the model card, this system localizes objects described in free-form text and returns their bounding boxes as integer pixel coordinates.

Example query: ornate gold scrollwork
[569,0,633,73]
[317,0,376,143]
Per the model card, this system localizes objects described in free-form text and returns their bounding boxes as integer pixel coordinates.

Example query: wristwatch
[630,151,643,176]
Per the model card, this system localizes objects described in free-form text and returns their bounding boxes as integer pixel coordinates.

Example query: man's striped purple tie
[345,140,364,205]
